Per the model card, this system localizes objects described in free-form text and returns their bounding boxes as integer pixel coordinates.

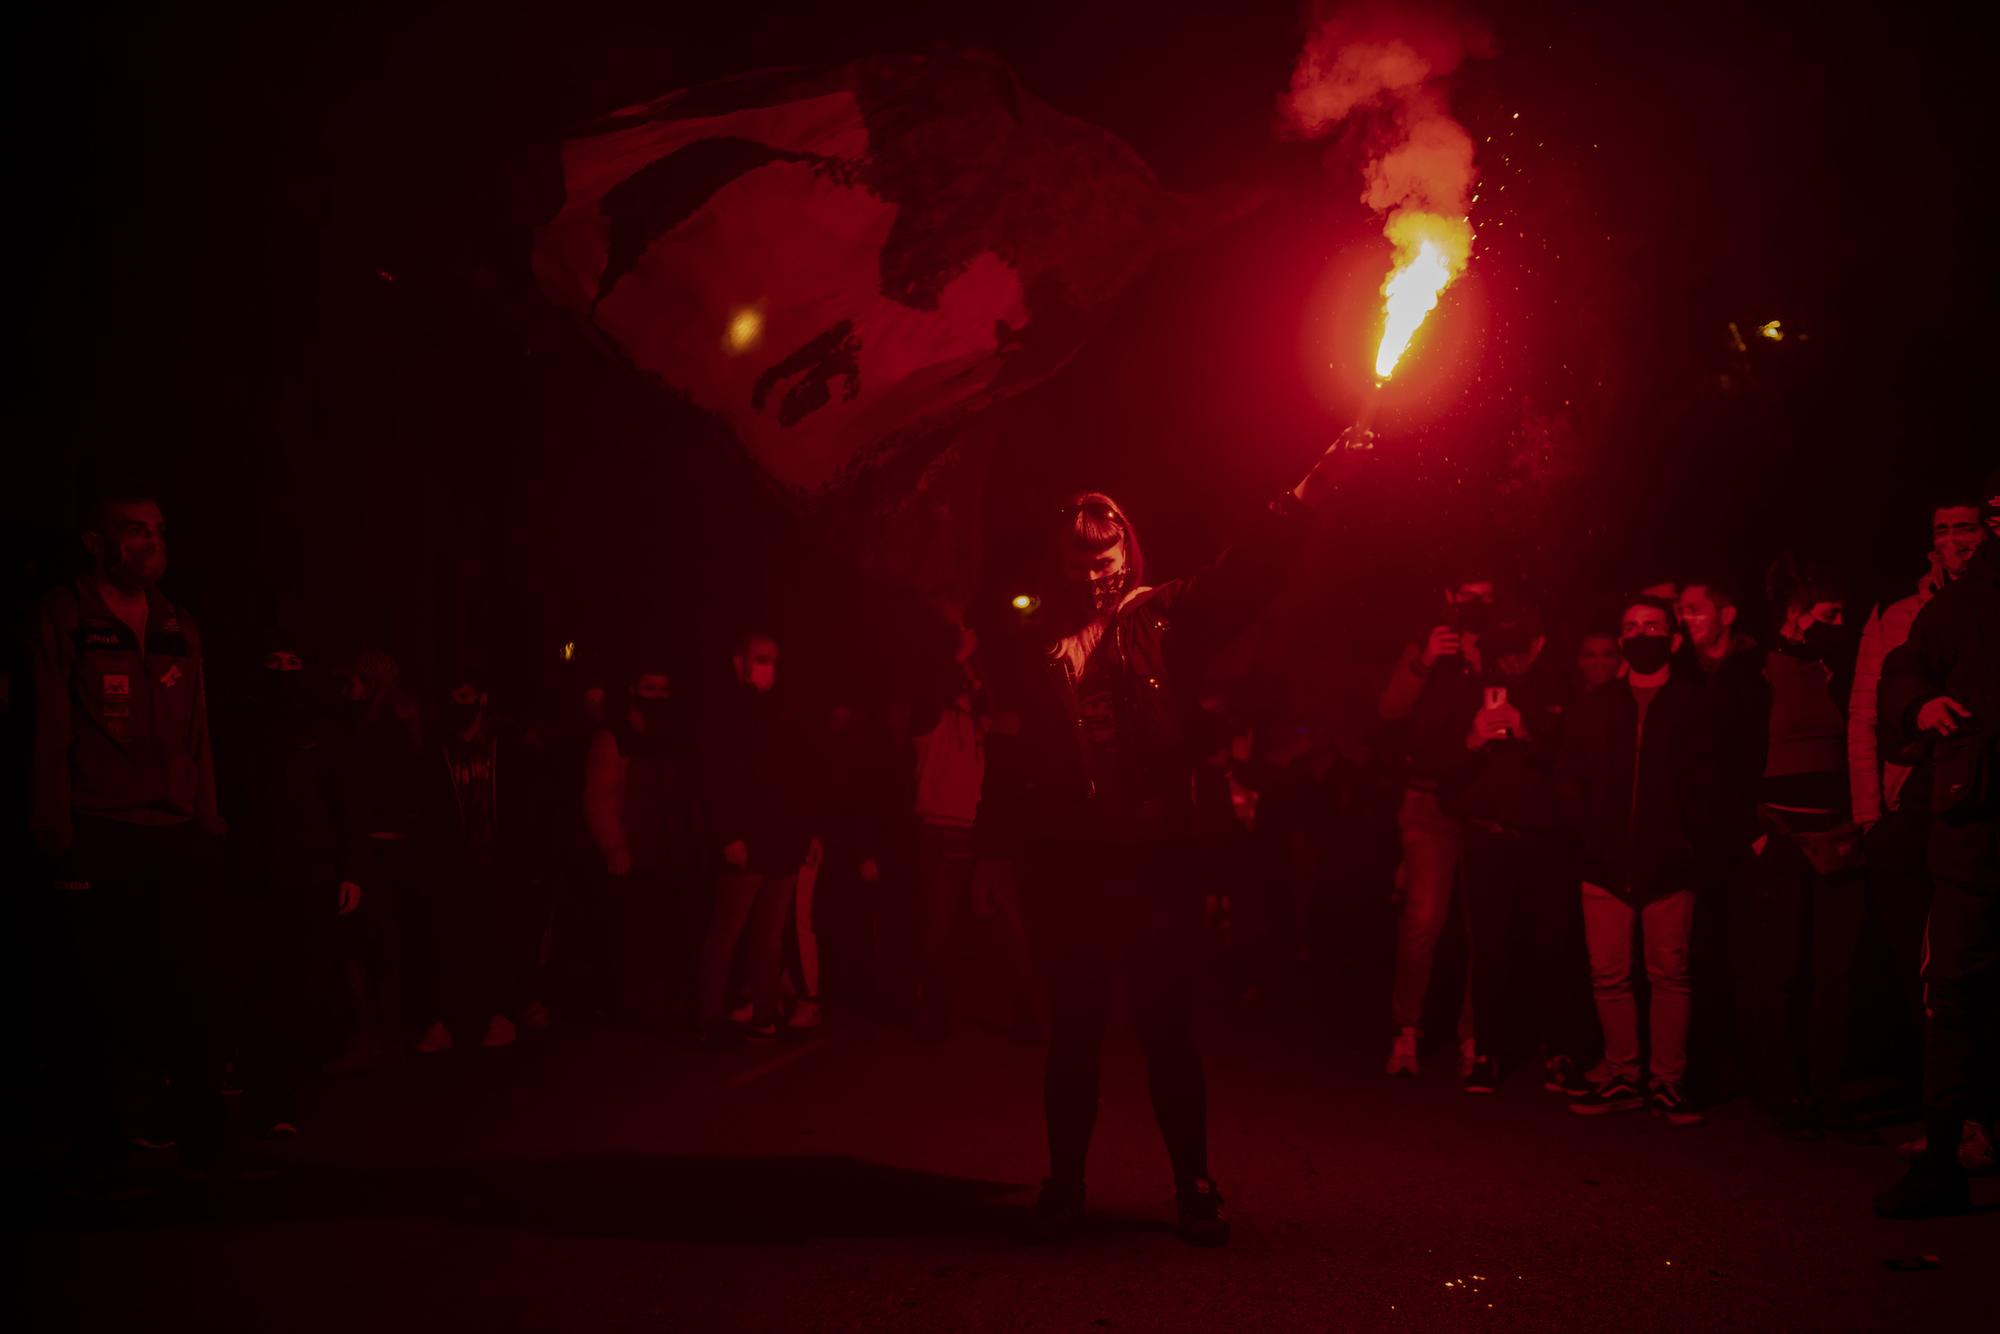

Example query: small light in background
[725,307,764,354]
[1011,594,1039,612]
[1759,319,1784,342]
[560,641,577,663]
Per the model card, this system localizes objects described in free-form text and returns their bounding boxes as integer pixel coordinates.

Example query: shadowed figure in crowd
[1377,564,1497,1079]
[974,427,1377,1247]
[30,486,237,1185]
[695,632,822,1043]
[1873,465,2000,1219]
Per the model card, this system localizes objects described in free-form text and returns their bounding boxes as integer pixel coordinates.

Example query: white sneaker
[789,998,823,1030]
[415,1021,453,1054]
[1458,1037,1478,1079]
[481,1014,517,1049]
[1386,1027,1420,1076]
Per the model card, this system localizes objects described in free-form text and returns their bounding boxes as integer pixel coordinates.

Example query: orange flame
[1373,211,1472,380]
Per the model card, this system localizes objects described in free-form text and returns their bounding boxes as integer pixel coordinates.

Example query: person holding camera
[1413,604,1595,1095]
[1376,567,1497,1079]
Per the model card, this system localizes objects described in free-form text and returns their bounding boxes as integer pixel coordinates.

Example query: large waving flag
[534,51,1218,506]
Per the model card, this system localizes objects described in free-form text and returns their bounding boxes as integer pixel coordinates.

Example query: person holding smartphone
[1413,604,1595,1095]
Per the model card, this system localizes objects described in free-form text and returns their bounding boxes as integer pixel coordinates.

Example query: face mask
[1798,620,1852,661]
[1087,569,1130,615]
[1619,635,1672,675]
[633,698,673,735]
[1452,601,1492,637]
[443,700,483,733]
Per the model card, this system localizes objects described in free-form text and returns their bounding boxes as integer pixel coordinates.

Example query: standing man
[31,486,234,1183]
[1556,595,1713,1126]
[1377,567,1497,1078]
[1424,604,1596,1096]
[1874,467,2000,1218]
[975,429,1375,1247]
[584,660,707,1028]
[695,633,819,1043]
[1851,498,1987,1144]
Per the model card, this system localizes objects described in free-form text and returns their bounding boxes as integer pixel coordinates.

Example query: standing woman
[973,430,1374,1246]
[1742,554,1866,1140]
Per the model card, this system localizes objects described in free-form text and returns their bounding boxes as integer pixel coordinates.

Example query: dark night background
[9,0,1990,717]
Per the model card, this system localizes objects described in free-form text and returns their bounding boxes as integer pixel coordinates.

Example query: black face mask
[1797,620,1853,662]
[1619,635,1673,675]
[1451,601,1492,637]
[443,700,483,734]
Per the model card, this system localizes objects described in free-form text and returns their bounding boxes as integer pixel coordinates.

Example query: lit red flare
[1372,211,1472,380]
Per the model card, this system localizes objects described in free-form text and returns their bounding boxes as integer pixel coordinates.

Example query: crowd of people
[14,457,1997,1229]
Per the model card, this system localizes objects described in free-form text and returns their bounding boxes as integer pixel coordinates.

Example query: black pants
[1022,841,1208,1189]
[425,858,532,1036]
[239,864,337,1128]
[1461,825,1595,1068]
[612,868,707,1027]
[1921,877,2000,1170]
[55,816,227,1165]
[338,836,422,1043]
[1741,826,1867,1109]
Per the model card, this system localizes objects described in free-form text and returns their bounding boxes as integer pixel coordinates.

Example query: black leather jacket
[975,492,1316,854]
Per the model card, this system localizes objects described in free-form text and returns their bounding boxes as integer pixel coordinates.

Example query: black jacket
[1555,673,1716,904]
[975,492,1315,854]
[1879,541,2000,890]
[701,683,816,875]
[1419,660,1568,833]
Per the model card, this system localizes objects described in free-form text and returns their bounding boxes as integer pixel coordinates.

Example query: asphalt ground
[10,967,1994,1333]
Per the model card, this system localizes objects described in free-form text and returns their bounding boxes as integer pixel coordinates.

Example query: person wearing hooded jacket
[974,427,1376,1248]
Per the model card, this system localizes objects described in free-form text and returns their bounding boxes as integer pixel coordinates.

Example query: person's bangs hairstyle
[1060,492,1144,588]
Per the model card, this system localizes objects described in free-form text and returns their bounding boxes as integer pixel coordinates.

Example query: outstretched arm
[1169,429,1377,657]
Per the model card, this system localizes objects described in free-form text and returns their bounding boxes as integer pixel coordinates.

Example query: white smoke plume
[1280,1,1495,265]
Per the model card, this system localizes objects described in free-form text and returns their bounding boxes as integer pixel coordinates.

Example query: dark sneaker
[1569,1077,1646,1116]
[1874,1160,1970,1220]
[1542,1055,1591,1098]
[1028,1177,1087,1242]
[1649,1081,1705,1127]
[1462,1056,1500,1095]
[1175,1177,1231,1247]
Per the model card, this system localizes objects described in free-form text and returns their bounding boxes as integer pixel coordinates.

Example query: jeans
[1021,841,1208,1188]
[1390,788,1472,1040]
[1581,882,1694,1086]
[1462,825,1595,1065]
[697,871,795,1027]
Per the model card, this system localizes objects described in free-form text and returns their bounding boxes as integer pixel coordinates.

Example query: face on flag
[534,53,1186,502]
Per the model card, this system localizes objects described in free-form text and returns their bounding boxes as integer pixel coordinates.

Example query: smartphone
[1483,686,1508,710]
